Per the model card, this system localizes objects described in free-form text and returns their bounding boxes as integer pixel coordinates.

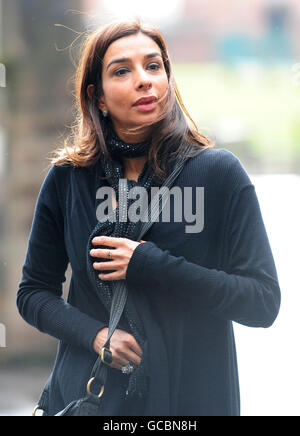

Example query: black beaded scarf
[86,125,162,401]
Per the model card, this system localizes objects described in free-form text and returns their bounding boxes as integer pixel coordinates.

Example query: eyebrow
[106,52,163,71]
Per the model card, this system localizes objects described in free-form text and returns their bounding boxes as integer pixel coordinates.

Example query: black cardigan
[17,148,281,416]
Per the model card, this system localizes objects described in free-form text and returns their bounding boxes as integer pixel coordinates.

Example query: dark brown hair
[49,19,214,181]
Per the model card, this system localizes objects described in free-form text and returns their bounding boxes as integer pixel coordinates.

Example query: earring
[103,109,108,117]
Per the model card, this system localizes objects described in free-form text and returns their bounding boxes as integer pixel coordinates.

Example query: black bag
[32,156,187,416]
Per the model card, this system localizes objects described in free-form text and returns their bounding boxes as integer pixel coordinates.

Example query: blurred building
[0,0,81,362]
[84,0,300,63]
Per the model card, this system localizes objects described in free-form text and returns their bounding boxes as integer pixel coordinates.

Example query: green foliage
[173,63,300,165]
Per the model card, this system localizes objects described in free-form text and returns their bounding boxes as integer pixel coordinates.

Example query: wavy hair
[49,19,215,181]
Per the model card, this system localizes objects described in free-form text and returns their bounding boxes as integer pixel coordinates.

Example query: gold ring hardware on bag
[86,377,105,398]
[32,405,43,416]
[101,346,112,365]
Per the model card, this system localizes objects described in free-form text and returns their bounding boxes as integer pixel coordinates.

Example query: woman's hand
[90,236,146,281]
[93,327,142,371]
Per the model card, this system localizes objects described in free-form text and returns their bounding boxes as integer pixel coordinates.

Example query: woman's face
[98,32,169,142]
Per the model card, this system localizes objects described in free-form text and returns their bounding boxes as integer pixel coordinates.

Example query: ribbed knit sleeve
[17,166,106,352]
[126,156,281,328]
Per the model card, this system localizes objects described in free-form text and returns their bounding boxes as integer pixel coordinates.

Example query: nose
[135,67,152,90]
[138,81,152,90]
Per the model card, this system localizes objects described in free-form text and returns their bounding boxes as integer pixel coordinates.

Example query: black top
[17,147,281,416]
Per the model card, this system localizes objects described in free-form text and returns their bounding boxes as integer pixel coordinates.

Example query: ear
[87,84,106,111]
[87,84,95,100]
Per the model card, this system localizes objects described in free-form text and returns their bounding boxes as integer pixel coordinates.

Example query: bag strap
[87,155,188,398]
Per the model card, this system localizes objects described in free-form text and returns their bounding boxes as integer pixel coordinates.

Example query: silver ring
[121,363,134,374]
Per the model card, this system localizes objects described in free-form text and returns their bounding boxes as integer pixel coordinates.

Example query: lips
[133,96,157,106]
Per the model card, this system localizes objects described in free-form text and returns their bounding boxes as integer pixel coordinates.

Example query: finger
[92,236,125,247]
[90,248,116,259]
[125,336,143,358]
[110,361,125,371]
[130,343,143,358]
[98,270,125,281]
[139,240,146,243]
[120,350,142,367]
[111,353,129,369]
[93,261,120,271]
[111,347,140,370]
[126,335,143,358]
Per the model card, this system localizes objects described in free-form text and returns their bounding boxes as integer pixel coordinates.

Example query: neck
[122,155,147,179]
[112,122,153,144]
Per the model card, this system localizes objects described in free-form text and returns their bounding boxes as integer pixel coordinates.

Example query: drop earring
[103,109,108,117]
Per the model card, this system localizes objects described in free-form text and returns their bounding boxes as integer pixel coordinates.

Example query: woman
[17,19,280,416]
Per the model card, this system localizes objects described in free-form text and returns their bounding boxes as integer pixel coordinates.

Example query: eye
[114,68,129,77]
[148,63,161,70]
[114,62,161,77]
